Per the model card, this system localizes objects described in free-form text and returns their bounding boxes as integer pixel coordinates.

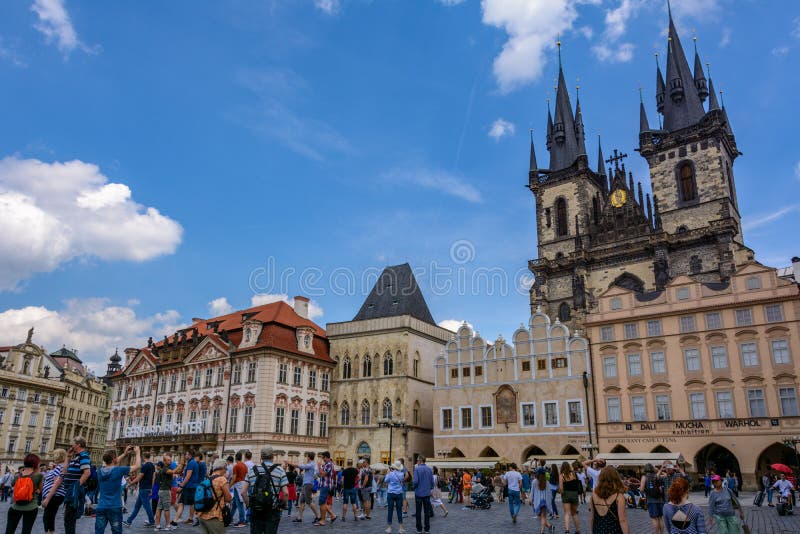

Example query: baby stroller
[469,486,494,510]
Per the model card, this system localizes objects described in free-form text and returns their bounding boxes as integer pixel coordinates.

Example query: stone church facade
[527,15,753,327]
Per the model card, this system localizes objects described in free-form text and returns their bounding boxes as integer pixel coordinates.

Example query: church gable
[126,352,156,376]
[184,337,229,365]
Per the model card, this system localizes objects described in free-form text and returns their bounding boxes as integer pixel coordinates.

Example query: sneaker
[398,528,406,534]
[143,522,154,527]
[512,514,517,523]
[168,526,177,531]
[385,527,392,534]
[154,527,162,531]
[122,522,132,528]
[234,523,248,528]
[169,521,177,527]
[192,519,199,527]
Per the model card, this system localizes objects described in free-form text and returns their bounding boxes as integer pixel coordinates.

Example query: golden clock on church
[610,188,627,208]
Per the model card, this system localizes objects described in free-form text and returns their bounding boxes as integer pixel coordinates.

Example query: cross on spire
[605,149,628,169]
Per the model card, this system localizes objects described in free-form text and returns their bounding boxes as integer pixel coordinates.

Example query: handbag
[727,488,741,510]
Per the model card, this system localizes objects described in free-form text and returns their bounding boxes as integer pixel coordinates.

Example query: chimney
[293,296,310,319]
[124,348,138,365]
[793,256,800,284]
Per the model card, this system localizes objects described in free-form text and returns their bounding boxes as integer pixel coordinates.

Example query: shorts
[562,490,579,505]
[648,502,664,518]
[158,490,172,510]
[318,487,330,506]
[463,487,471,496]
[342,488,358,504]
[179,488,195,505]
[359,488,371,502]
[301,483,314,504]
[170,487,177,505]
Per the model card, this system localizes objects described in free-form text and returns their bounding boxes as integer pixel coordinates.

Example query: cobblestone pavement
[3,492,800,534]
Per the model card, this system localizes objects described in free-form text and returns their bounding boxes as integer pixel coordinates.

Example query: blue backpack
[194,477,218,512]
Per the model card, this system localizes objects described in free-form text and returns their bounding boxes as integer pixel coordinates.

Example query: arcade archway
[479,446,499,458]
[610,445,630,453]
[522,445,547,464]
[562,445,580,455]
[449,447,465,458]
[757,442,797,474]
[695,443,741,477]
[651,445,671,453]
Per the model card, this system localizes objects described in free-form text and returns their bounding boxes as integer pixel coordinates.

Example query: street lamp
[782,435,800,469]
[582,371,595,459]
[378,419,407,464]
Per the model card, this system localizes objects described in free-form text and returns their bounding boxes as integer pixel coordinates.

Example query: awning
[426,457,505,470]
[522,455,581,468]
[595,452,690,467]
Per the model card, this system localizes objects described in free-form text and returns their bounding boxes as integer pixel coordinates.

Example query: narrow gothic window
[592,197,600,225]
[342,357,351,379]
[678,163,697,202]
[558,302,571,322]
[555,198,568,237]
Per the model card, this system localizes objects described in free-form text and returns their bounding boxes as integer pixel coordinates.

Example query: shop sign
[124,421,205,437]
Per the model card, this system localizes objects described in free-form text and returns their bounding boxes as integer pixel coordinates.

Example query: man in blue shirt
[292,452,319,523]
[123,451,155,526]
[175,449,199,526]
[96,445,141,534]
[63,436,93,534]
[413,456,434,534]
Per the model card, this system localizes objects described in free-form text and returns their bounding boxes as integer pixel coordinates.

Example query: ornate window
[555,198,568,237]
[340,402,350,426]
[558,302,571,322]
[382,398,393,420]
[383,353,393,376]
[361,400,371,425]
[678,162,697,202]
[342,357,352,379]
[362,355,372,378]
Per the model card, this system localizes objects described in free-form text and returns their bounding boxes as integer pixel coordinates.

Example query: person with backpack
[63,436,93,534]
[707,475,744,534]
[41,449,69,534]
[640,463,665,534]
[242,446,288,534]
[6,454,43,534]
[96,445,141,534]
[123,451,156,527]
[175,449,200,527]
[195,459,232,534]
[662,478,706,534]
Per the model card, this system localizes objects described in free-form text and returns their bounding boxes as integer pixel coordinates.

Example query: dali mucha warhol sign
[623,418,780,435]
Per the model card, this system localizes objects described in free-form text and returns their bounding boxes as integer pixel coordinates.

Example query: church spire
[639,87,651,133]
[575,86,587,157]
[549,38,580,171]
[707,65,720,111]
[655,53,666,115]
[693,37,709,102]
[529,129,538,173]
[597,135,606,177]
[546,99,554,152]
[662,8,706,131]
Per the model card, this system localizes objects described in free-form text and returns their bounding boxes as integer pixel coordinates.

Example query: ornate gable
[184,337,229,365]
[238,320,263,349]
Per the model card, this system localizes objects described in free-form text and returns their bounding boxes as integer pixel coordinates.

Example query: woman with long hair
[560,462,580,534]
[41,449,68,534]
[662,478,706,534]
[639,463,664,534]
[532,470,554,534]
[430,466,448,517]
[6,454,43,534]
[589,466,628,534]
[548,464,560,520]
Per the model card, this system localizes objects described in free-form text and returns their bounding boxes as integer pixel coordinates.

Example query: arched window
[382,398,393,420]
[555,198,568,237]
[592,196,600,225]
[342,357,351,379]
[383,352,394,376]
[558,302,571,322]
[361,400,370,425]
[362,355,372,378]
[678,162,697,202]
[340,402,350,426]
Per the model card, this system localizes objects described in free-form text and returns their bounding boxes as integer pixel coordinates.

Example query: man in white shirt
[503,464,523,523]
[582,459,606,492]
[773,474,794,499]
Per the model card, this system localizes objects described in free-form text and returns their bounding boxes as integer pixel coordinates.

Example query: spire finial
[667,0,673,19]
[719,90,725,108]
[530,127,534,142]
[638,84,643,103]
[706,62,711,78]
[557,33,562,66]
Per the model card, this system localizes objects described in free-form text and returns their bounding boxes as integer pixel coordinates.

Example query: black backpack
[646,474,664,499]
[249,464,279,517]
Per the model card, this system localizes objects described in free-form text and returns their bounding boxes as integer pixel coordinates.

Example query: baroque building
[106,298,333,463]
[432,311,592,467]
[527,12,752,327]
[326,264,450,466]
[586,262,800,490]
[50,347,112,463]
[0,330,64,468]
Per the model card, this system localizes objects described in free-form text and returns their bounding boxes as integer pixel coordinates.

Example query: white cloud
[488,118,515,140]
[743,205,800,231]
[577,26,594,39]
[250,293,324,320]
[208,297,233,317]
[719,27,732,48]
[795,161,800,179]
[480,0,580,93]
[592,42,635,63]
[0,38,26,67]
[382,167,482,203]
[0,156,183,291]
[438,0,466,5]
[0,298,183,373]
[668,0,720,23]
[438,319,473,332]
[314,0,340,15]
[793,17,800,39]
[772,46,790,57]
[30,0,94,55]
[591,0,641,63]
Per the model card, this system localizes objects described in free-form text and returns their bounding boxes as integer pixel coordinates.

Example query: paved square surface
[3,491,799,534]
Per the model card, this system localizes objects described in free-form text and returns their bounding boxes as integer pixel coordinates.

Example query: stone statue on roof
[26,327,34,344]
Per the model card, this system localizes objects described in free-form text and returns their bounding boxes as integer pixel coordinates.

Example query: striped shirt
[63,450,91,492]
[319,460,334,489]
[43,464,66,498]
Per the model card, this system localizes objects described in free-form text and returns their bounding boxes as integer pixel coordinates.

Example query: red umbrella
[771,463,793,474]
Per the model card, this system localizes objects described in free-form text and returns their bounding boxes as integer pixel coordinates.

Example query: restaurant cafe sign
[623,417,780,436]
[124,421,206,438]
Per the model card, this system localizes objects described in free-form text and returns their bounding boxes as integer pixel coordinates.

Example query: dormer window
[296,327,314,354]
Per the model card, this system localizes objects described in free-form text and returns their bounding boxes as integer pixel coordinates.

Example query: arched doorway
[449,447,465,458]
[695,443,741,477]
[757,442,797,474]
[522,445,547,464]
[651,445,671,453]
[561,445,580,455]
[356,441,371,461]
[610,445,630,453]
[479,446,499,458]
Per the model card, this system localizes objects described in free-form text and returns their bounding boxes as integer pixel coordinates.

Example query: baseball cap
[711,475,721,481]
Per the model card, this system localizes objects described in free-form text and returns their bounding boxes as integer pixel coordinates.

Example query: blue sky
[0,0,798,371]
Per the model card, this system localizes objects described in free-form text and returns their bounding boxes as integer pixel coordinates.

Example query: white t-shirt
[586,467,601,490]
[503,470,523,492]
[773,479,793,497]
[577,472,587,488]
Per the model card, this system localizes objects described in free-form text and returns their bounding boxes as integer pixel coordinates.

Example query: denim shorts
[318,487,330,506]
[342,489,358,504]
[648,502,664,518]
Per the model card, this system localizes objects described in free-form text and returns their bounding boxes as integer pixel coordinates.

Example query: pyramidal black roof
[353,263,436,325]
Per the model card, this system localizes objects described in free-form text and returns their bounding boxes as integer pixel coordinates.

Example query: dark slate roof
[635,290,663,302]
[50,346,81,363]
[703,281,730,291]
[353,263,436,325]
